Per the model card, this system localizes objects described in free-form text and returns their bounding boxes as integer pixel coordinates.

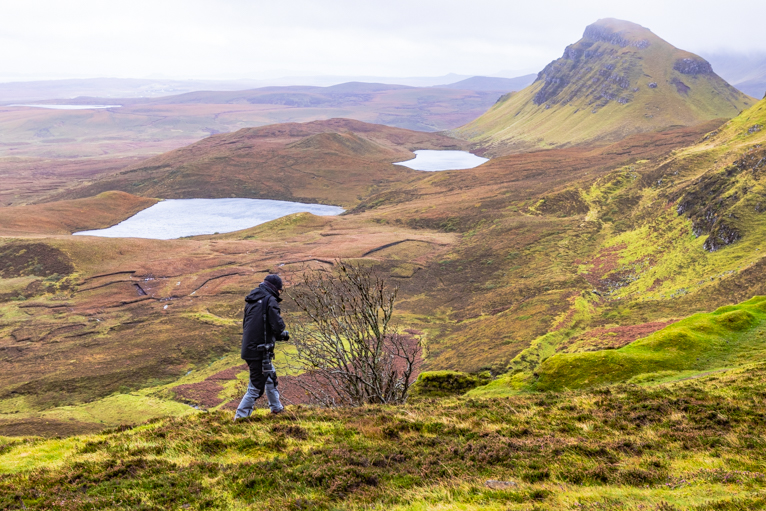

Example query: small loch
[394,150,488,171]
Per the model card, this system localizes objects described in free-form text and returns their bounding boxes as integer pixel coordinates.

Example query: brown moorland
[0,114,745,435]
[0,156,150,207]
[3,85,766,434]
[48,118,468,207]
[0,191,157,236]
[0,84,509,205]
[0,214,457,435]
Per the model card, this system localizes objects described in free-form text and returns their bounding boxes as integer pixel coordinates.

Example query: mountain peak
[455,19,753,155]
[582,18,653,48]
[581,19,713,77]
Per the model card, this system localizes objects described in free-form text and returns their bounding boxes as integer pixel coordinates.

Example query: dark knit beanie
[264,274,283,290]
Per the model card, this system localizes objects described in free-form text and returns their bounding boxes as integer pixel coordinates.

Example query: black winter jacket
[240,282,286,360]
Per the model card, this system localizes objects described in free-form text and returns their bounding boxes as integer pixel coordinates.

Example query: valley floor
[2,93,766,511]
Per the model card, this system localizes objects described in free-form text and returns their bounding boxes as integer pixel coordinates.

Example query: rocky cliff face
[533,36,640,111]
[673,58,714,75]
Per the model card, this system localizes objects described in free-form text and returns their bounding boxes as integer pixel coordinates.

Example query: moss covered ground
[4,363,766,509]
[474,295,766,396]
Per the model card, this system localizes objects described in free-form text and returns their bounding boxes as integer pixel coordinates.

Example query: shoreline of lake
[73,198,344,240]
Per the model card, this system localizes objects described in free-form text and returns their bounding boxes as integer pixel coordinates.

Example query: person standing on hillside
[235,274,289,418]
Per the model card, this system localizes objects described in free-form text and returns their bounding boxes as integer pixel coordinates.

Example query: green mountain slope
[455,18,754,155]
[467,96,766,395]
[535,295,766,391]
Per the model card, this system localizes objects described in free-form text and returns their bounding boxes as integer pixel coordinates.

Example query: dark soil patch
[670,77,691,95]
[207,364,248,381]
[535,189,589,217]
[222,374,314,411]
[577,244,626,292]
[172,381,226,408]
[0,418,104,438]
[559,320,678,352]
[171,365,248,409]
[0,242,74,278]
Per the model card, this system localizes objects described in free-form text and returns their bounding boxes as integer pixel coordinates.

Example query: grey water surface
[10,104,122,110]
[394,150,488,171]
[73,198,344,240]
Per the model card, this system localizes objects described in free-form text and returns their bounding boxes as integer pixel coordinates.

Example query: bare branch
[286,259,421,406]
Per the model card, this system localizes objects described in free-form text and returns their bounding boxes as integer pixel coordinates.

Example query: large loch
[74,198,344,240]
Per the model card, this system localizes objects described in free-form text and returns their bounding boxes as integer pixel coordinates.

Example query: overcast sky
[1,0,765,82]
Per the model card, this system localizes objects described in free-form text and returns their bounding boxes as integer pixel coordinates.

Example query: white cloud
[0,0,764,80]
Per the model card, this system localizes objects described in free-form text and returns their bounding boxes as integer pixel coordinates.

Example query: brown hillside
[51,119,467,207]
[0,84,505,206]
[4,99,766,435]
[0,192,157,236]
[0,121,725,436]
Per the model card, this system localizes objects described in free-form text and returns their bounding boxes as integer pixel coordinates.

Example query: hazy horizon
[2,0,765,84]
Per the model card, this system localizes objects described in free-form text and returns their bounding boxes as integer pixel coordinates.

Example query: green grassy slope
[467,97,766,395]
[535,296,766,391]
[4,364,766,510]
[455,19,754,155]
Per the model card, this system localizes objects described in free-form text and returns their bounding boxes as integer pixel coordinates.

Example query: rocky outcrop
[533,68,568,105]
[671,78,691,95]
[673,58,713,76]
[675,148,766,252]
[532,45,636,108]
[703,223,741,252]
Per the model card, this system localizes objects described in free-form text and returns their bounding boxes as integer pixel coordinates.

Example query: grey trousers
[235,374,283,417]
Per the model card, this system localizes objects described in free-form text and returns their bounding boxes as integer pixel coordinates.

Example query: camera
[278,330,290,342]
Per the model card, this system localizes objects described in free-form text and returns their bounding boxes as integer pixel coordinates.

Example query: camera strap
[262,297,269,344]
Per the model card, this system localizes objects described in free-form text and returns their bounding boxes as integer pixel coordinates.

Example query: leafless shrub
[286,260,421,406]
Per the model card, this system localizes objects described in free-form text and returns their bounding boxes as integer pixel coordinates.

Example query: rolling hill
[0,191,157,236]
[455,18,755,155]
[0,118,725,437]
[704,51,766,99]
[2,91,764,436]
[48,118,467,207]
[5,18,766,511]
[5,364,766,509]
[0,82,509,206]
[466,94,766,396]
[439,74,536,92]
